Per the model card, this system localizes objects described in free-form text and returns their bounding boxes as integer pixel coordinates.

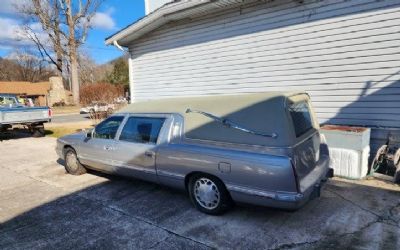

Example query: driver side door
[78,115,125,172]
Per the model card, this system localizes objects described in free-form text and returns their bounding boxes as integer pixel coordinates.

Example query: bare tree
[78,52,114,85]
[19,0,103,104]
[0,49,55,82]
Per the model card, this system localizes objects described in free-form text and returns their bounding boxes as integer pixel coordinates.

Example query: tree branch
[24,26,63,73]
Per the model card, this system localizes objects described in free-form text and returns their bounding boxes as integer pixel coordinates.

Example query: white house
[106,0,400,155]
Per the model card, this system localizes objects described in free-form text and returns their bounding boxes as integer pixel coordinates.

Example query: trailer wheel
[370,145,388,174]
[394,167,400,184]
[394,149,400,184]
[32,126,45,137]
[394,149,400,167]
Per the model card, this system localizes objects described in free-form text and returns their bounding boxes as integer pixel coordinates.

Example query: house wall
[144,0,174,15]
[129,0,400,153]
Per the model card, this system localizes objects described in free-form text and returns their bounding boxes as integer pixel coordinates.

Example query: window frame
[287,99,316,139]
[115,113,172,145]
[92,115,125,140]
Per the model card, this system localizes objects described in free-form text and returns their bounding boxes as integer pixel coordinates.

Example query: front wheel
[64,148,87,175]
[188,174,232,215]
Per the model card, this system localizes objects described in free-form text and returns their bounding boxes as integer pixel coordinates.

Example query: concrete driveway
[0,137,399,249]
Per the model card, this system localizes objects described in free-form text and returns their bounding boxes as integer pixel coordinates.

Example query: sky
[0,0,145,64]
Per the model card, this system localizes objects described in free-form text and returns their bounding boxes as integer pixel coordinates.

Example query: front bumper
[55,140,65,160]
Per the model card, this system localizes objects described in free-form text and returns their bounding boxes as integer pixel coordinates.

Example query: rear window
[119,117,166,144]
[289,101,314,137]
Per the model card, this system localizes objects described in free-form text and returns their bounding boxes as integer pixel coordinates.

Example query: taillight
[291,159,300,193]
[48,108,52,117]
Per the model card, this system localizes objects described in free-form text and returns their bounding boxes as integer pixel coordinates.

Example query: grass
[51,105,81,115]
[45,125,91,138]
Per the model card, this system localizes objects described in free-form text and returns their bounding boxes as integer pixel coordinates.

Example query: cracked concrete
[0,137,399,249]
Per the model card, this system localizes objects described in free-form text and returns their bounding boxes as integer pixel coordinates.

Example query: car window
[289,101,314,137]
[0,96,16,105]
[93,116,124,139]
[119,117,166,144]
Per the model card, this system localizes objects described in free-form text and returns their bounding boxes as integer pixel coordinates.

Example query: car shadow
[1,169,399,249]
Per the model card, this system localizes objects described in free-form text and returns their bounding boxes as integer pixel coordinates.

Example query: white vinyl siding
[144,0,174,15]
[128,0,400,147]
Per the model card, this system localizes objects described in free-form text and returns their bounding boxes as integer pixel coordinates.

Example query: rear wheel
[188,174,232,215]
[32,126,45,137]
[64,148,86,175]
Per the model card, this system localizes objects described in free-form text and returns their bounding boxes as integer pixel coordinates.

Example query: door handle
[145,151,155,158]
[104,145,113,151]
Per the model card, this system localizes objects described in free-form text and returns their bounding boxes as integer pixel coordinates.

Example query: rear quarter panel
[155,143,297,193]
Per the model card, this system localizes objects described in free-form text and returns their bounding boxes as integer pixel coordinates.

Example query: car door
[112,115,168,182]
[78,115,125,172]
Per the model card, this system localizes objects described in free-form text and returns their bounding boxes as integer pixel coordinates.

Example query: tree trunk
[65,0,79,104]
[70,52,80,104]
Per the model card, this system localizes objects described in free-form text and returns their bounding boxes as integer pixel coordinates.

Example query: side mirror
[84,129,93,138]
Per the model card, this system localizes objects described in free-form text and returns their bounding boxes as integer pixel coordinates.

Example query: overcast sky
[0,0,145,64]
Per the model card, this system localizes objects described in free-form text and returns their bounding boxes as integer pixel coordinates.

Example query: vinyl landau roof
[119,92,308,147]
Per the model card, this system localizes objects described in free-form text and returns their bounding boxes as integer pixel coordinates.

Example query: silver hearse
[56,92,333,214]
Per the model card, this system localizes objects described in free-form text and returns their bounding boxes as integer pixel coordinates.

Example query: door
[112,116,167,182]
[78,116,125,172]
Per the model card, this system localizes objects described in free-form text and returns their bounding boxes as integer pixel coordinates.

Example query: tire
[394,168,400,184]
[32,127,45,137]
[394,149,400,167]
[370,145,388,174]
[188,174,232,215]
[64,148,87,175]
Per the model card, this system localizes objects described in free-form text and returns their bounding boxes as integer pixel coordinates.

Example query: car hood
[58,132,86,144]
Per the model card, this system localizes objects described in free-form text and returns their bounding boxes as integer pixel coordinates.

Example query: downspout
[113,40,128,52]
[112,40,133,103]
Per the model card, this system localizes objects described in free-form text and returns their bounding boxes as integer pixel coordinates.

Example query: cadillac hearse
[56,92,333,214]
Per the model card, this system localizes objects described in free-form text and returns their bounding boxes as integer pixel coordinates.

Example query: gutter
[105,0,252,47]
[105,0,213,46]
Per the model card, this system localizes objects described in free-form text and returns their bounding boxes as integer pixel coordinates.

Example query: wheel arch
[63,145,75,155]
[184,171,230,195]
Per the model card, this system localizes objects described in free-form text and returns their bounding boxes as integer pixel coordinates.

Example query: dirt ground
[0,136,399,249]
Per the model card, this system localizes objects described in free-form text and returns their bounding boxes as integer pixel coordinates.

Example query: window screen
[289,101,314,137]
[93,116,124,139]
[119,117,166,144]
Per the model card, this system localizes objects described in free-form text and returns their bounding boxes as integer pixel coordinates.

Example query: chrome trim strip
[157,170,185,179]
[226,184,303,202]
[226,184,275,199]
[114,161,156,174]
